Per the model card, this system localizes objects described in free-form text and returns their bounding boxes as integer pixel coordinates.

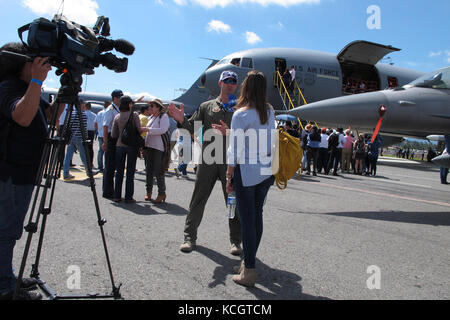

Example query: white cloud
[176,0,320,9]
[22,0,99,26]
[206,20,232,34]
[429,50,450,64]
[125,92,158,101]
[429,51,442,58]
[245,31,262,45]
[173,0,187,5]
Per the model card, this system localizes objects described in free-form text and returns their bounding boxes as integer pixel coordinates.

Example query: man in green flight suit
[168,71,242,255]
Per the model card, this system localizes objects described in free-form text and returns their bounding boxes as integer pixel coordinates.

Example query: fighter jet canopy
[406,67,450,89]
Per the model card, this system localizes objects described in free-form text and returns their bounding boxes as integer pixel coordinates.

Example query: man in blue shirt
[94,102,109,172]
[85,101,97,169]
[0,42,64,300]
[102,90,123,199]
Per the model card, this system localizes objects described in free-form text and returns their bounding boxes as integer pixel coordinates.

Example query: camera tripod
[13,70,122,300]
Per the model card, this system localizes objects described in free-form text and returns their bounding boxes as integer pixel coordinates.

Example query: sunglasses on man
[222,78,237,85]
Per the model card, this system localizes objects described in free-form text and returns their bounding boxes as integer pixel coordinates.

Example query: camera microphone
[0,50,33,62]
[98,38,135,56]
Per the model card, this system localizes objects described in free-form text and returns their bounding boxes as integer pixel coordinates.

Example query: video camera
[17,14,134,75]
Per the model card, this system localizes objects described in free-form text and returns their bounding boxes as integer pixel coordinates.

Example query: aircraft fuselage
[203,47,424,110]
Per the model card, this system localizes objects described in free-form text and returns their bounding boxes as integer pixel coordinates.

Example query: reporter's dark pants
[102,135,117,198]
[0,178,34,293]
[114,146,138,200]
[234,167,274,269]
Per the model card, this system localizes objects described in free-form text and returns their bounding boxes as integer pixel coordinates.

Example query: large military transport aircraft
[201,40,424,111]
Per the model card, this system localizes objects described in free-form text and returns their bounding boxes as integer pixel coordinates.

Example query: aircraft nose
[204,68,221,95]
[288,91,388,128]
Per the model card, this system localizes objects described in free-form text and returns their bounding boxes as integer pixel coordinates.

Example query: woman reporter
[144,99,170,204]
[226,70,276,287]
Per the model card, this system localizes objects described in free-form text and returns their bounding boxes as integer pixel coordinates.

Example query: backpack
[328,133,339,148]
[310,130,321,142]
[273,128,303,190]
[121,112,145,149]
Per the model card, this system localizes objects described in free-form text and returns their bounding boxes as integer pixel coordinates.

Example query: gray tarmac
[13,151,450,300]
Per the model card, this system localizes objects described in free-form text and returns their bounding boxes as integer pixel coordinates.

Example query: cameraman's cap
[111,89,124,98]
[220,71,238,82]
[120,95,134,107]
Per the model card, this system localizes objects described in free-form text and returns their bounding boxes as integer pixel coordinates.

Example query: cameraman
[0,42,62,300]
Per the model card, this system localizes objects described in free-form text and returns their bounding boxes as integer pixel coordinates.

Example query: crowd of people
[282,121,383,177]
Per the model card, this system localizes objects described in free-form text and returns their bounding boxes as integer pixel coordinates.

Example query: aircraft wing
[338,40,401,65]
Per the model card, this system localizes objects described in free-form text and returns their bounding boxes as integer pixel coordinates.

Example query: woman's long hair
[237,70,269,124]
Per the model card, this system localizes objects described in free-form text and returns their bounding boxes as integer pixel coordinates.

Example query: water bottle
[227,192,236,219]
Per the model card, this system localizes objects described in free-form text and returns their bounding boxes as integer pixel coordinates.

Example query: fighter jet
[286,67,450,139]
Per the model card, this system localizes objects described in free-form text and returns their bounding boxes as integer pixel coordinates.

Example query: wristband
[31,78,43,86]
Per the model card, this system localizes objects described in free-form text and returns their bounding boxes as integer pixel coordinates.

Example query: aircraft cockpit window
[216,58,231,66]
[230,58,241,66]
[407,67,450,89]
[241,58,253,69]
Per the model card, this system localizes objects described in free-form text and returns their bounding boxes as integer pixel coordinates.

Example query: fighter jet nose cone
[432,154,450,168]
[287,92,388,128]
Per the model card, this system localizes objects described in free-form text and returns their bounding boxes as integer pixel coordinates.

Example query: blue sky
[0,0,449,100]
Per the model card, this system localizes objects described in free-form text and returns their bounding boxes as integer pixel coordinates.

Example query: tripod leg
[13,103,70,300]
[75,102,121,298]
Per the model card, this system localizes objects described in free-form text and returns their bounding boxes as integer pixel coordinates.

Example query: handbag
[121,112,145,149]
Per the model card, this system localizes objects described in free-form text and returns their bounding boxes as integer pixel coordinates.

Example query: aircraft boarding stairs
[274,71,314,179]
[274,71,309,130]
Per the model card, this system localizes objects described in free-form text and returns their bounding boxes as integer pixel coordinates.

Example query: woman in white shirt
[226,71,276,287]
[144,99,170,203]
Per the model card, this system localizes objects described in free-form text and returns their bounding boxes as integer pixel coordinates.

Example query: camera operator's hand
[12,57,52,127]
[31,57,52,82]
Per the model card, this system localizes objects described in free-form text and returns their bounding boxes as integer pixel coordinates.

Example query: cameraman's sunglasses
[222,78,237,85]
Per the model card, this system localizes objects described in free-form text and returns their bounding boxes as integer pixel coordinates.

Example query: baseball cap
[220,71,238,82]
[111,89,124,98]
